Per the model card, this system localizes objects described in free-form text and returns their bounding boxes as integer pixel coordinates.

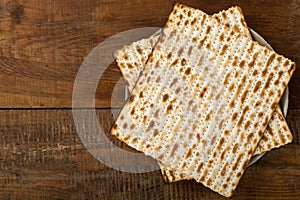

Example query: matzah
[111,3,295,197]
[114,7,293,183]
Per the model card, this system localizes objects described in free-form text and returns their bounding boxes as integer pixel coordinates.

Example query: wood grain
[0,0,299,108]
[0,0,174,108]
[0,109,299,199]
[0,0,299,199]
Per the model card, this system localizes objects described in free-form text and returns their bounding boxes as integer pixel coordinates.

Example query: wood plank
[0,0,174,108]
[0,109,299,199]
[0,0,299,108]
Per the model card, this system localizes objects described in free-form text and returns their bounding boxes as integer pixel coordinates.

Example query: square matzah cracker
[114,7,293,183]
[111,3,295,197]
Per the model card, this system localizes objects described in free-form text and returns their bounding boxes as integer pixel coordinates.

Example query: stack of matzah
[111,3,296,197]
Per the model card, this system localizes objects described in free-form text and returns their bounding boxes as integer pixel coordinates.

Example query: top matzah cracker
[114,6,293,183]
[111,3,295,197]
[114,6,251,93]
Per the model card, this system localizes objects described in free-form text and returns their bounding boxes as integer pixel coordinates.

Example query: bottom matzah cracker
[114,7,293,183]
[111,4,295,197]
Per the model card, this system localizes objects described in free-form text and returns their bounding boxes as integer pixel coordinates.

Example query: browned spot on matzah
[228,83,234,92]
[232,143,239,154]
[157,154,164,160]
[169,143,178,158]
[262,135,268,142]
[171,59,178,67]
[237,106,249,127]
[220,44,228,56]
[179,14,183,20]
[128,94,135,103]
[221,162,228,176]
[120,115,124,120]
[252,69,258,76]
[288,63,296,75]
[127,63,134,69]
[239,60,246,68]
[278,112,284,122]
[184,20,189,26]
[162,94,169,102]
[206,26,211,34]
[267,53,276,67]
[221,12,227,19]
[226,176,231,182]
[220,150,226,160]
[258,112,263,118]
[178,47,184,55]
[136,47,142,55]
[142,116,147,123]
[232,56,238,66]
[132,137,138,143]
[218,137,225,148]
[247,42,254,53]
[218,119,225,130]
[191,17,197,25]
[253,81,261,93]
[214,15,221,24]
[232,153,243,170]
[154,145,161,152]
[271,102,277,110]
[246,132,254,144]
[200,14,206,26]
[244,121,250,130]
[185,148,192,159]
[166,104,173,114]
[205,110,212,121]
[225,23,230,29]
[282,125,288,132]
[219,32,224,41]
[212,152,217,158]
[223,73,230,85]
[206,43,211,49]
[170,78,178,88]
[154,110,159,118]
[199,87,207,98]
[145,120,154,132]
[196,133,201,141]
[130,124,135,130]
[123,123,128,129]
[232,24,239,32]
[130,107,135,115]
[198,36,207,48]
[112,124,118,131]
[175,87,181,94]
[123,54,128,60]
[167,52,172,60]
[258,130,263,137]
[185,67,191,75]
[210,135,217,145]
[181,58,187,66]
[223,130,229,136]
[139,91,143,98]
[241,90,248,104]
[123,135,130,141]
[231,112,238,121]
[207,178,212,186]
[196,162,203,173]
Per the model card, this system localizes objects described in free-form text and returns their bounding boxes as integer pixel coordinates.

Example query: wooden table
[0,0,299,199]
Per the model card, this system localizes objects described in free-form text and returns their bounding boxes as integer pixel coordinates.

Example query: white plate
[124,28,289,167]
